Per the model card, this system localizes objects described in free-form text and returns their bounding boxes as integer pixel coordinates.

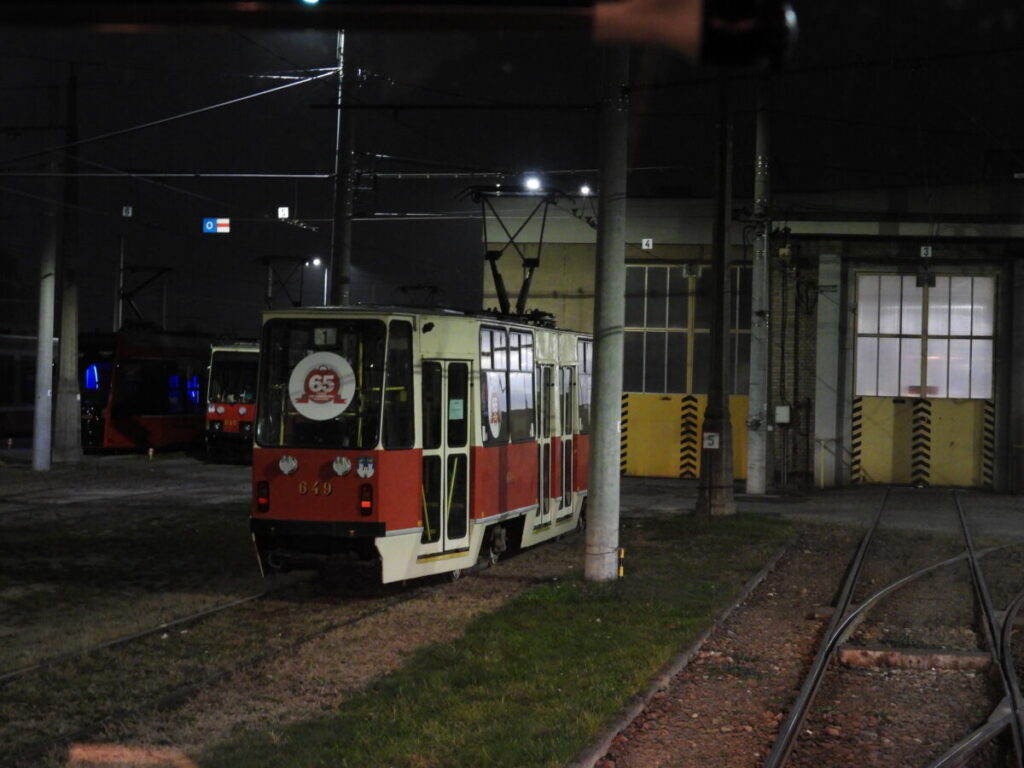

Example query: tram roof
[209,341,259,354]
[261,304,589,336]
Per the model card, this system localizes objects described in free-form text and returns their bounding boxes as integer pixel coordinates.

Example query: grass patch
[203,513,791,768]
[0,503,264,671]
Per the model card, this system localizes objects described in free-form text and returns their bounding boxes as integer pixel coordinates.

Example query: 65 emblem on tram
[288,351,357,421]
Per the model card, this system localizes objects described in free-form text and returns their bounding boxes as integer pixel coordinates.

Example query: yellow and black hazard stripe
[619,392,629,475]
[851,396,863,483]
[911,399,931,487]
[982,399,995,489]
[679,395,700,478]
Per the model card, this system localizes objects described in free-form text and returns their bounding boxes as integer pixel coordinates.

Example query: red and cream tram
[205,342,259,460]
[250,306,593,583]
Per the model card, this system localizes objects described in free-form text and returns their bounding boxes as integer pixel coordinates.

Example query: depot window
[623,264,751,395]
[855,274,995,399]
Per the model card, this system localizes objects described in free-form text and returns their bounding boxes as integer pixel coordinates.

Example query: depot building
[481,183,1024,493]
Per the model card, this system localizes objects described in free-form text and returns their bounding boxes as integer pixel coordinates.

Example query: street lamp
[305,257,328,305]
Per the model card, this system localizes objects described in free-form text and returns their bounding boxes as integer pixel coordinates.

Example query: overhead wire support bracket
[470,185,561,320]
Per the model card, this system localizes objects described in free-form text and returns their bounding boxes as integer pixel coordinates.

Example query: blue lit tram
[250,306,594,583]
[80,328,209,451]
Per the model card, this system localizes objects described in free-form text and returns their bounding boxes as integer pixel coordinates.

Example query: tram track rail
[763,487,1024,768]
[0,588,272,686]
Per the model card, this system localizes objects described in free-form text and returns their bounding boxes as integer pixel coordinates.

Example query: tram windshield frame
[256,318,389,450]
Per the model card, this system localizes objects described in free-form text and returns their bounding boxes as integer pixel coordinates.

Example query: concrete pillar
[33,206,57,472]
[1011,260,1024,492]
[746,78,771,495]
[813,254,842,487]
[54,273,82,464]
[54,67,82,464]
[584,46,629,582]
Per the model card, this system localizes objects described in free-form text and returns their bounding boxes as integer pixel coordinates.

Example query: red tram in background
[81,328,208,451]
[205,342,259,460]
[250,306,593,583]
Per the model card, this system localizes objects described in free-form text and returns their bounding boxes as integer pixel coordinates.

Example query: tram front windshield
[256,319,387,450]
[209,351,258,404]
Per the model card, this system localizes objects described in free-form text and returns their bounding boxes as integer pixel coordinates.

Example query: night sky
[0,1,1021,338]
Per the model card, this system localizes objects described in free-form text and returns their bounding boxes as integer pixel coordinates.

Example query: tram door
[420,361,470,554]
[537,365,554,527]
[559,365,574,518]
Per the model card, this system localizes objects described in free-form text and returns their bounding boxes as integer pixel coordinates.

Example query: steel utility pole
[695,77,736,517]
[585,46,629,583]
[54,66,83,464]
[330,30,354,306]
[746,77,772,494]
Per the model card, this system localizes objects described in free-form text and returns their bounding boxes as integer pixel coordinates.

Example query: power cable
[0,69,337,170]
[71,154,321,232]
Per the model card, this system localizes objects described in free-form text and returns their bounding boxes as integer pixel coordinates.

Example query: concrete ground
[620,476,1024,539]
[3,446,1022,538]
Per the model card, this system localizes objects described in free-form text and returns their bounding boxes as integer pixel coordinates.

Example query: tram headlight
[256,480,270,514]
[278,455,299,475]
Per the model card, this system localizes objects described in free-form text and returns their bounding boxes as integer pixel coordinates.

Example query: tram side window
[114,360,183,416]
[561,366,573,435]
[480,327,509,445]
[508,330,535,442]
[383,321,414,449]
[577,339,592,434]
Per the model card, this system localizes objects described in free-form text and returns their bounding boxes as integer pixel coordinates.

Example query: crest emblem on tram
[288,351,357,421]
[357,457,375,478]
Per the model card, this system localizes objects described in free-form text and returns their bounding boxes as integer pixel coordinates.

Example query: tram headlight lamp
[278,455,299,475]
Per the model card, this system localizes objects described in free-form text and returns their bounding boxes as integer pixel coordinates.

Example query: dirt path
[600,526,1012,768]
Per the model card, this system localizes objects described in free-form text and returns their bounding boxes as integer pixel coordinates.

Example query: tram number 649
[298,480,333,496]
